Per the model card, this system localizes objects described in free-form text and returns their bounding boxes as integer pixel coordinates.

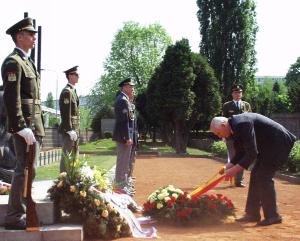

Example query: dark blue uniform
[228,113,296,220]
[112,92,135,188]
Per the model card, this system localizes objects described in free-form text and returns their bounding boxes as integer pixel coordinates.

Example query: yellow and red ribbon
[190,166,226,199]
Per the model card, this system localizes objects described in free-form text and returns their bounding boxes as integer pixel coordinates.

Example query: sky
[0,0,299,101]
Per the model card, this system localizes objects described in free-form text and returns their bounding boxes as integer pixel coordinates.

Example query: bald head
[210,116,231,139]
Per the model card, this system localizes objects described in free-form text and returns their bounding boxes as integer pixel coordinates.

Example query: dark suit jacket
[228,113,296,169]
[112,92,135,143]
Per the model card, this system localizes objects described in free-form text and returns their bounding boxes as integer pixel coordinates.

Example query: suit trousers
[5,134,41,225]
[115,142,132,188]
[225,138,244,184]
[60,133,78,173]
[245,161,279,219]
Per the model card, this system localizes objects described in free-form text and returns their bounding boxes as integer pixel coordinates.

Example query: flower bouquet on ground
[47,155,131,239]
[0,180,11,195]
[143,185,235,224]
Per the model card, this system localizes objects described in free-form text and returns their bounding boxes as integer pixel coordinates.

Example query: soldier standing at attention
[112,78,136,196]
[58,66,80,173]
[222,84,252,187]
[2,17,45,230]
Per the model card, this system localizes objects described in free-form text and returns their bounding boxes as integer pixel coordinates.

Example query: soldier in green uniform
[222,84,252,187]
[58,66,80,173]
[1,17,45,230]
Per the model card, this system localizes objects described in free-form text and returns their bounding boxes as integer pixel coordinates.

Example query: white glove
[17,128,36,145]
[67,130,78,141]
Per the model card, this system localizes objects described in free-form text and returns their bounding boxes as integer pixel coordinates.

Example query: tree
[191,53,221,130]
[89,21,172,110]
[45,92,54,109]
[246,80,291,116]
[286,57,300,112]
[146,39,195,153]
[197,0,258,100]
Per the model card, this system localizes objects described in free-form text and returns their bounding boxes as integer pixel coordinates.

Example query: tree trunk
[174,120,188,154]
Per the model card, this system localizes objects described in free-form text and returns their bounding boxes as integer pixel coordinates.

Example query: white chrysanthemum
[157,202,164,209]
[175,189,184,194]
[80,166,94,179]
[171,193,178,199]
[158,194,165,200]
[167,185,176,192]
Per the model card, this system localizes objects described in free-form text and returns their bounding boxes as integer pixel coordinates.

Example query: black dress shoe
[236,214,261,222]
[235,182,246,187]
[4,218,26,230]
[256,216,282,226]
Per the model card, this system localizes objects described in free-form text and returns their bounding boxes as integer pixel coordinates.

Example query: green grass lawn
[36,139,211,180]
[35,154,116,180]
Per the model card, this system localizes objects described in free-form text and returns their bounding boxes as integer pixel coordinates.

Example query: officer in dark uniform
[1,17,45,230]
[112,78,135,196]
[222,84,252,187]
[127,90,138,187]
[58,66,80,173]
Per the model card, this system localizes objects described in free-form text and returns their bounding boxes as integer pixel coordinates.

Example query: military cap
[6,17,37,35]
[64,66,79,75]
[118,78,135,87]
[231,84,243,92]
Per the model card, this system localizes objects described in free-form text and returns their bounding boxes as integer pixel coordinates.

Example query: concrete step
[0,180,55,226]
[0,223,83,241]
[0,180,83,241]
[0,199,54,226]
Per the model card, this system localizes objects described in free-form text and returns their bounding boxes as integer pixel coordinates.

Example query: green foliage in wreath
[47,155,131,239]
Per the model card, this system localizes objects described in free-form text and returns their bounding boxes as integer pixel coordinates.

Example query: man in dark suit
[112,78,135,196]
[210,113,296,226]
[1,17,45,230]
[58,66,80,173]
[222,84,252,187]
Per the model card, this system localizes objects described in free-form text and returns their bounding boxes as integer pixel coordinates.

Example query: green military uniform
[222,84,252,187]
[58,66,80,173]
[2,48,45,136]
[222,100,252,118]
[59,84,80,133]
[1,17,44,229]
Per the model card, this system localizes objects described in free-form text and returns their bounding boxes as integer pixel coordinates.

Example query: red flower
[143,201,156,211]
[209,204,217,209]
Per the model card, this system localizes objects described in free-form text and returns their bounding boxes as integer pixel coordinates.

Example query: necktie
[236,101,239,109]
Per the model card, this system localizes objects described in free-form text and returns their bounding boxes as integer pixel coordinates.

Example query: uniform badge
[7,72,17,82]
[64,98,70,104]
[122,108,128,114]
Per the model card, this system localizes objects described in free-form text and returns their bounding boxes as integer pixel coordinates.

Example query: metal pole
[37,26,42,73]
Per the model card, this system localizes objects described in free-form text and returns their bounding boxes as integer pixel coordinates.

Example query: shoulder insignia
[122,108,128,114]
[7,72,17,82]
[64,98,70,104]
